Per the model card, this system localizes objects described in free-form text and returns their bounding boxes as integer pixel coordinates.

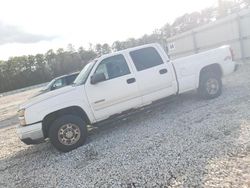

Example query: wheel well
[199,64,222,86]
[42,106,90,138]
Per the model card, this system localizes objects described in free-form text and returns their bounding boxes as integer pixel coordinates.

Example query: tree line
[0,0,249,93]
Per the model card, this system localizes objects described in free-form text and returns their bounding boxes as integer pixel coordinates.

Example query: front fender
[24,86,95,125]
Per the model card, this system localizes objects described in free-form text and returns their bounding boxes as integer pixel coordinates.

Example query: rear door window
[130,47,164,71]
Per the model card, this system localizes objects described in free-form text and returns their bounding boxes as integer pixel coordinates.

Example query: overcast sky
[0,0,218,60]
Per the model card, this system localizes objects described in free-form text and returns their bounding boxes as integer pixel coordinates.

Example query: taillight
[230,47,234,61]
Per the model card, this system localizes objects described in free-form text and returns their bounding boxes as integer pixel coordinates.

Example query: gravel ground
[0,88,41,128]
[0,64,250,188]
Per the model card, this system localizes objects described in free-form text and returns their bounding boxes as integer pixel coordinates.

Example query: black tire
[49,115,87,152]
[198,71,222,99]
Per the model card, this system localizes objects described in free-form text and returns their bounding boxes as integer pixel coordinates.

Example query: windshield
[74,61,96,85]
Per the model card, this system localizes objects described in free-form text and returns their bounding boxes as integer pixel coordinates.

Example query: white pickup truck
[17,43,236,152]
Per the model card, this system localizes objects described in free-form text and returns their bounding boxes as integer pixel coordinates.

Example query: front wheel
[198,72,222,99]
[49,115,87,152]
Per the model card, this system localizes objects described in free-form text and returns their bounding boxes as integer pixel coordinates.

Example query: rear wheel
[198,72,222,99]
[49,115,87,152]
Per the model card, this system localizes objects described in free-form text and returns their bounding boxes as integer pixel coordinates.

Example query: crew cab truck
[17,43,236,152]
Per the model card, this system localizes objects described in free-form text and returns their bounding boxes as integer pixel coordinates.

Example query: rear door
[129,46,176,104]
[85,54,142,121]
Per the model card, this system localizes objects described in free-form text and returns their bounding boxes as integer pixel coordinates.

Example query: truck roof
[100,43,160,59]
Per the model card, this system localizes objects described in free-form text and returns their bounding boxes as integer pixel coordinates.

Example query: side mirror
[91,73,106,84]
[51,85,56,90]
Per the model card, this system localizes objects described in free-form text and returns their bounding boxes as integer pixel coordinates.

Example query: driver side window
[95,62,109,79]
[95,54,130,80]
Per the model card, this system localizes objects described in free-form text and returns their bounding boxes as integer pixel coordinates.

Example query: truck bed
[172,46,235,94]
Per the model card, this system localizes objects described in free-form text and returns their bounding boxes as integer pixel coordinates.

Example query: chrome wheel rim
[206,78,219,95]
[58,123,81,146]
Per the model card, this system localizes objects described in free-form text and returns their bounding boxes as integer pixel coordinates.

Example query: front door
[85,54,142,121]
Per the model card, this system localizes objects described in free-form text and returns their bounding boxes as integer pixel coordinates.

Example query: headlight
[18,109,26,126]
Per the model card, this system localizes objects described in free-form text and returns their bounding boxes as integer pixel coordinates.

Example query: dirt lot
[0,64,250,187]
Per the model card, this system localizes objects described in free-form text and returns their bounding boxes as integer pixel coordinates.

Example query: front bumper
[16,122,44,145]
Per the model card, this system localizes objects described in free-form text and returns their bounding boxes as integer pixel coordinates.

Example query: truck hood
[20,85,77,109]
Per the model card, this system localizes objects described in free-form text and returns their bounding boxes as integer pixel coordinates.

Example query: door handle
[94,99,105,104]
[159,69,168,74]
[127,78,136,84]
